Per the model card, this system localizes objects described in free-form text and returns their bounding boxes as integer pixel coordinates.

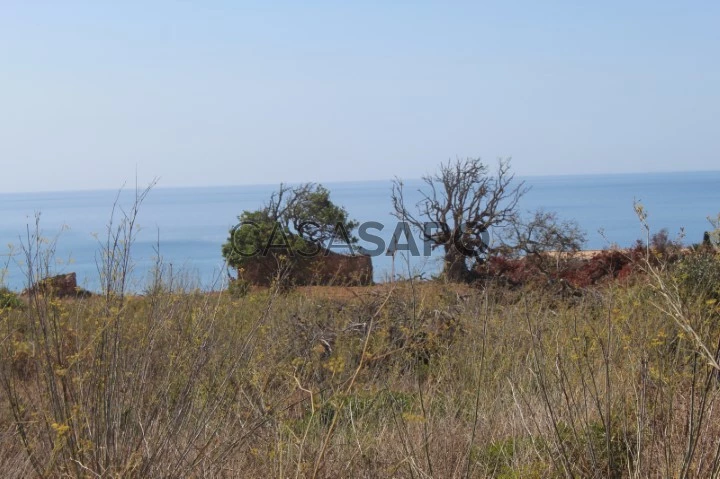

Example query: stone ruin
[22,272,92,298]
[238,251,373,287]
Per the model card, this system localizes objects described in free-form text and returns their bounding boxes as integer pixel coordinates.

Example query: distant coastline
[2,169,720,196]
[1,171,719,291]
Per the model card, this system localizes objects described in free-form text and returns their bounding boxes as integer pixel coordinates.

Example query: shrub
[0,287,22,310]
[227,277,251,298]
[672,250,720,305]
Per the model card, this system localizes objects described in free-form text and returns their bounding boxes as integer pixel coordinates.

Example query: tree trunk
[443,248,470,282]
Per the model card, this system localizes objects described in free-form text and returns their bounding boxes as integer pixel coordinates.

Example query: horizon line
[2,168,719,196]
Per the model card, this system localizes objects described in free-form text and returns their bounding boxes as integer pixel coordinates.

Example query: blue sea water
[1,171,718,292]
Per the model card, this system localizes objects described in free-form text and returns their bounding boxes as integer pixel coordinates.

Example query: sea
[1,171,718,292]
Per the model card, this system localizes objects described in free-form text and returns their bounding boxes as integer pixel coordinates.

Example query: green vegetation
[0,287,22,310]
[221,183,358,270]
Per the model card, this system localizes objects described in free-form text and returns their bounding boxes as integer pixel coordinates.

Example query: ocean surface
[1,171,718,292]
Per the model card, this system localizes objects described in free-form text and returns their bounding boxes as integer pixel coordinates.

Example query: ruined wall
[22,272,91,298]
[239,251,373,286]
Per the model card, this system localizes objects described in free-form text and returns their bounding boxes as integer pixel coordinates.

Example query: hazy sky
[1,1,718,193]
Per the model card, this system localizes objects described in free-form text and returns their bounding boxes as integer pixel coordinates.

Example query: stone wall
[22,272,91,298]
[239,251,373,286]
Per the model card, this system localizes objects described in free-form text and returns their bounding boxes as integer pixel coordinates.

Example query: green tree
[222,183,358,271]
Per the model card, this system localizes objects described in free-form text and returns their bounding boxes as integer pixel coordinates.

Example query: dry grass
[1,265,719,478]
[1,198,719,477]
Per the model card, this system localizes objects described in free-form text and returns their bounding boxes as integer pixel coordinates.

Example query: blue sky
[1,1,718,193]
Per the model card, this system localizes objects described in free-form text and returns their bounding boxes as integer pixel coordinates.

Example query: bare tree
[503,209,586,275]
[391,157,527,282]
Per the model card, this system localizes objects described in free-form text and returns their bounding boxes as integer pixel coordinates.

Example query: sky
[1,1,718,193]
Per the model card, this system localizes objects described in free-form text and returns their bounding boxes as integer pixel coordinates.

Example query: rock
[22,272,92,298]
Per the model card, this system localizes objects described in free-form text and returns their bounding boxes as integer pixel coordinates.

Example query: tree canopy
[222,183,358,270]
